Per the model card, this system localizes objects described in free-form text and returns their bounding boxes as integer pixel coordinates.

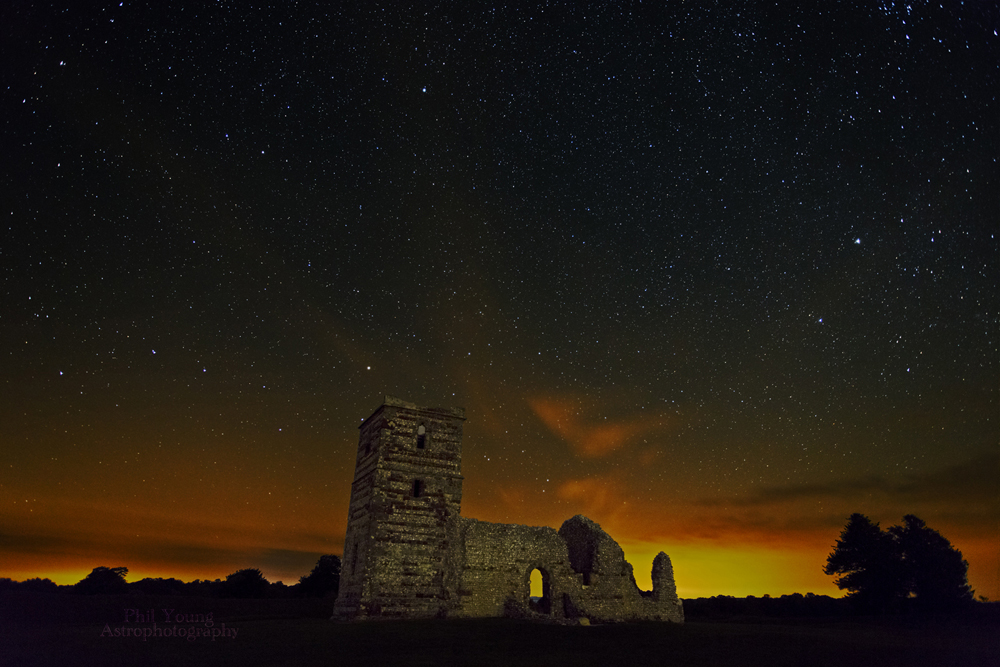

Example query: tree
[298,554,341,598]
[222,568,269,599]
[889,514,973,609]
[184,578,225,597]
[130,577,186,596]
[20,578,59,593]
[825,514,974,613]
[268,580,294,598]
[824,514,904,613]
[75,566,129,595]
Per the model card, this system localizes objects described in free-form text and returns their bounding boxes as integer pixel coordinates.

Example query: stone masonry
[332,396,684,623]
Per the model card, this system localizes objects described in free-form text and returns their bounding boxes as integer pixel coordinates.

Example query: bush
[74,567,129,595]
[298,555,341,598]
[222,568,269,599]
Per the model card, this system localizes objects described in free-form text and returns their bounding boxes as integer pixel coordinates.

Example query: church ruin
[332,396,684,623]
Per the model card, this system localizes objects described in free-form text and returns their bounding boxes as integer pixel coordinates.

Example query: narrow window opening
[416,424,426,449]
[582,571,592,587]
[413,479,425,498]
[530,568,543,598]
[351,542,359,574]
[528,567,552,614]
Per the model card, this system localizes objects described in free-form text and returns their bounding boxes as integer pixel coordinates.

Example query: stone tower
[333,396,466,619]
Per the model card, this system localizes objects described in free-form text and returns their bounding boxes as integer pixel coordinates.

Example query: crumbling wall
[557,515,684,623]
[652,551,681,606]
[451,515,683,623]
[453,517,578,619]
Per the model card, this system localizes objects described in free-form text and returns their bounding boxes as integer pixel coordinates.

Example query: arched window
[527,567,552,614]
[413,479,425,498]
[530,568,544,598]
[416,424,427,449]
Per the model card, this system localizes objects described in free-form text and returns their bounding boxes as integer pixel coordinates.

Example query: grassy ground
[2,592,996,667]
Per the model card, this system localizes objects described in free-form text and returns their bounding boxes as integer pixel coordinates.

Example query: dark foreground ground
[1,592,997,667]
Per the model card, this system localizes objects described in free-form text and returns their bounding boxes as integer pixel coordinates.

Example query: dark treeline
[683,593,999,622]
[0,555,341,600]
[682,593,850,620]
[6,574,996,623]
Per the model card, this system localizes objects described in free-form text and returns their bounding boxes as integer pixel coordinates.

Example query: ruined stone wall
[556,515,684,623]
[446,515,684,623]
[334,398,683,624]
[452,517,579,619]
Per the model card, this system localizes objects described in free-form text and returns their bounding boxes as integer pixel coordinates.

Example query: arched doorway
[526,567,552,614]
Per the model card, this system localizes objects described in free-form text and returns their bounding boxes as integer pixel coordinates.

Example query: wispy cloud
[557,473,628,517]
[696,452,998,511]
[528,396,669,458]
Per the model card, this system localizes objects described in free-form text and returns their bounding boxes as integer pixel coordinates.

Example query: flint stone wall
[333,397,465,619]
[447,514,684,623]
[333,397,683,624]
[452,517,577,619]
[556,515,684,623]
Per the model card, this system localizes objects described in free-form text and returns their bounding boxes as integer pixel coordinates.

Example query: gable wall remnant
[333,397,683,624]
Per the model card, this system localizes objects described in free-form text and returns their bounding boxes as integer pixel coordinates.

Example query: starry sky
[2,1,997,599]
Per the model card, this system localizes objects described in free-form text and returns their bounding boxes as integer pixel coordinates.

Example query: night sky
[3,1,997,599]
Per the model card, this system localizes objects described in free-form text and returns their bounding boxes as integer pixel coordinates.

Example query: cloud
[577,452,1000,554]
[0,531,84,557]
[696,452,999,511]
[557,474,627,517]
[528,396,668,458]
[633,452,1000,551]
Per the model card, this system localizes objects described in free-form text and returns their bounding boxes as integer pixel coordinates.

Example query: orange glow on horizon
[5,526,996,600]
[4,423,997,600]
[621,541,842,599]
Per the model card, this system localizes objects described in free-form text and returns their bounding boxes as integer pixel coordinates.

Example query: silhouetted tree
[890,515,973,609]
[824,514,904,613]
[222,568,269,599]
[20,578,60,593]
[268,580,295,598]
[298,554,341,598]
[130,577,186,596]
[182,578,225,597]
[826,514,974,613]
[75,567,129,595]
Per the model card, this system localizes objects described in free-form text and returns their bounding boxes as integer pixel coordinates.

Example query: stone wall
[333,397,465,619]
[333,397,683,624]
[556,515,684,623]
[441,514,684,623]
[452,517,578,619]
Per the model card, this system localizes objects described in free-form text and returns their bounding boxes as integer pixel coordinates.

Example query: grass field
[2,592,997,667]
